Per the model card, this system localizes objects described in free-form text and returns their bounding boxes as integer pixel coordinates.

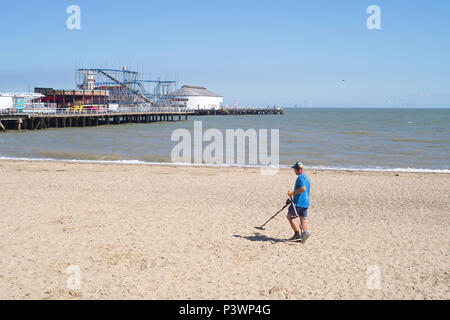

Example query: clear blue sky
[0,0,449,107]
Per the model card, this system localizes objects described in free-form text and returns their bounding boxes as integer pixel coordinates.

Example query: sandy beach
[0,160,448,300]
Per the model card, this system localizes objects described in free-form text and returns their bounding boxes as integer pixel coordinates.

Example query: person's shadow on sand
[233,233,285,244]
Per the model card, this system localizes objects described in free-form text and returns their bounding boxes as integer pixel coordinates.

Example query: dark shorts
[288,204,308,219]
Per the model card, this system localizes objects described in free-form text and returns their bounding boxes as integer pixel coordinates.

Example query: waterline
[1,156,449,173]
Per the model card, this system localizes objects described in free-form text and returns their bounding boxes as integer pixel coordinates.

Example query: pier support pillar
[35,119,41,130]
[16,118,23,131]
[0,120,6,132]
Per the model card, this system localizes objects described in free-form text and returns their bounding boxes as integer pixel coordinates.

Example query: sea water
[0,108,449,172]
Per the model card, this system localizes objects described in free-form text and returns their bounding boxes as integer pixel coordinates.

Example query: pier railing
[192,106,284,116]
[0,106,282,132]
[0,107,194,116]
[1,106,284,117]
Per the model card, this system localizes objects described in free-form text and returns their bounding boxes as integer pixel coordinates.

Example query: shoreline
[1,157,449,174]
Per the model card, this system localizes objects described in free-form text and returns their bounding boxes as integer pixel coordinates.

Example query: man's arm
[288,187,305,198]
[288,176,306,197]
[293,187,306,195]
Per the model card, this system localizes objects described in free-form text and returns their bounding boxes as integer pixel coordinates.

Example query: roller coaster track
[95,69,152,104]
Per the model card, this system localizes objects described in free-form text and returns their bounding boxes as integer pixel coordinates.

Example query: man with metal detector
[287,161,311,243]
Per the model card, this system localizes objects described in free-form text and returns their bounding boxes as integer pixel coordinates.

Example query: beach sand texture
[0,160,448,300]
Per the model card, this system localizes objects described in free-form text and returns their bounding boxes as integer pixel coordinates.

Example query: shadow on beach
[233,233,285,244]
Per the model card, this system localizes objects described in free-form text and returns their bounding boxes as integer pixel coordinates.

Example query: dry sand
[0,160,448,300]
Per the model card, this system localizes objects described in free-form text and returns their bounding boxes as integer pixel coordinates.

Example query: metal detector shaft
[290,197,304,233]
[258,201,291,229]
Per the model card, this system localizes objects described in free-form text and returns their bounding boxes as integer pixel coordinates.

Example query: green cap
[291,161,304,170]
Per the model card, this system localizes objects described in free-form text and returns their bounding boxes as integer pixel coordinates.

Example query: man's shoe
[301,231,310,243]
[286,234,302,242]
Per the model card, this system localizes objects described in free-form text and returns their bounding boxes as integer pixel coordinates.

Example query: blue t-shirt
[294,173,310,208]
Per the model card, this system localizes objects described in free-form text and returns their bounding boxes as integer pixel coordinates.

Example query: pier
[0,108,193,132]
[193,108,284,116]
[0,107,285,133]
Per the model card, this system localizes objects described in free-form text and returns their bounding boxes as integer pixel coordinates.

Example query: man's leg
[286,215,302,241]
[299,209,310,243]
[286,205,302,241]
[287,214,300,232]
[300,217,308,232]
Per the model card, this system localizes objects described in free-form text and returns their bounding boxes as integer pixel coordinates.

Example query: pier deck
[0,107,284,132]
[0,108,193,132]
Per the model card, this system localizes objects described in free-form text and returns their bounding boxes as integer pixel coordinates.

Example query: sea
[0,108,449,173]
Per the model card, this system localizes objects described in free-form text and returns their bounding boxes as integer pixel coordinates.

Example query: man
[287,161,311,243]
